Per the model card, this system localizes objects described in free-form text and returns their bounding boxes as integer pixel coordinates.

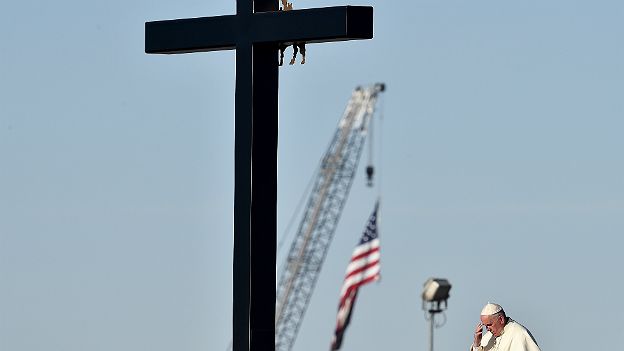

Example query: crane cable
[377,88,385,202]
[366,103,375,187]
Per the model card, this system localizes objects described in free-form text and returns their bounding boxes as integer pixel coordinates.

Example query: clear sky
[1,0,623,351]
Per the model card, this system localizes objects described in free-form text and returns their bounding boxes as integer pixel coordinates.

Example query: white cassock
[471,319,541,351]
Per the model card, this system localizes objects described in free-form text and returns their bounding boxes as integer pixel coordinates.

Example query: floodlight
[422,278,452,303]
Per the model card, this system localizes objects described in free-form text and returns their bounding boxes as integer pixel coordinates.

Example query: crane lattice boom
[275,83,385,351]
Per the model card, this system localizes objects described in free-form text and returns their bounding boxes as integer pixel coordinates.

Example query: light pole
[421,278,452,351]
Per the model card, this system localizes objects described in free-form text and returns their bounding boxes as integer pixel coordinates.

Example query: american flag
[330,202,381,350]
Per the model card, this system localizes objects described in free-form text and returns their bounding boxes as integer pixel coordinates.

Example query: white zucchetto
[480,303,503,316]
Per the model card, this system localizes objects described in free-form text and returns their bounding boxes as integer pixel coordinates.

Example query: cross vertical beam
[233,37,253,351]
[232,2,253,349]
[250,4,278,351]
[250,43,278,350]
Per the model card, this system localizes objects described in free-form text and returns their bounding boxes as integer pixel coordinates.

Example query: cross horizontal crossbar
[145,6,373,54]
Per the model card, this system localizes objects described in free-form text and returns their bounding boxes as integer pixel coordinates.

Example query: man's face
[480,314,505,337]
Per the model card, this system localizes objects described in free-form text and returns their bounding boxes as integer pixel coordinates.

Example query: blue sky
[1,1,623,350]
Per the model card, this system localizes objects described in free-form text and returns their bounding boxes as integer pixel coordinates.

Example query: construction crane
[275,83,385,351]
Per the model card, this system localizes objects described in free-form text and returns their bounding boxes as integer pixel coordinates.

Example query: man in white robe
[470,303,541,351]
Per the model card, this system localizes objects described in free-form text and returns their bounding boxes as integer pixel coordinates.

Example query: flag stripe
[340,263,380,299]
[350,239,380,257]
[346,249,380,273]
[345,259,380,281]
[339,276,379,308]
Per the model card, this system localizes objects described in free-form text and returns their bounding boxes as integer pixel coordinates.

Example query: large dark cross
[145,1,373,350]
